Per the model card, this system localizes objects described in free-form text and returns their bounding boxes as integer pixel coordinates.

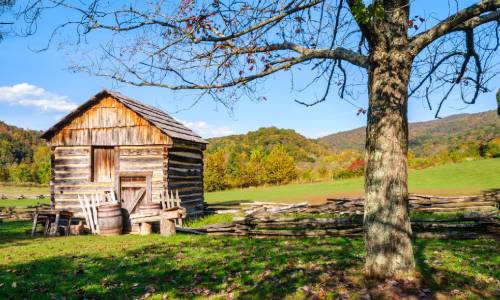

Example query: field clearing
[206,158,500,204]
[1,158,498,207]
[0,220,498,299]
[0,184,48,198]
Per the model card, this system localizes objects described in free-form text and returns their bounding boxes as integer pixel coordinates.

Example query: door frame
[117,171,153,207]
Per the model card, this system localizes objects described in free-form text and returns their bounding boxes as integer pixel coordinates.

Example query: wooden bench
[130,207,186,236]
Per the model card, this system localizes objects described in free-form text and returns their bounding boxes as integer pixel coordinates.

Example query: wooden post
[66,216,72,236]
[90,195,100,234]
[31,212,39,237]
[140,222,152,235]
[160,217,176,236]
[43,217,50,236]
[146,175,152,204]
[50,212,60,236]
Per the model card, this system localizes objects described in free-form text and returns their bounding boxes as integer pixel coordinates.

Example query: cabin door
[119,174,152,213]
[118,173,152,231]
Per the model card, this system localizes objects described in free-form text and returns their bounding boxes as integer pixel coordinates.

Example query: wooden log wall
[51,146,114,216]
[167,139,205,216]
[118,146,167,204]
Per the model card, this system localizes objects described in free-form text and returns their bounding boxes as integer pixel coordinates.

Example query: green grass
[0,198,51,208]
[0,220,498,299]
[206,158,500,204]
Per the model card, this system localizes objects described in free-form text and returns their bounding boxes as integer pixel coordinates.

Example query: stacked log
[196,213,498,238]
[205,193,498,216]
[199,192,500,238]
[325,193,499,214]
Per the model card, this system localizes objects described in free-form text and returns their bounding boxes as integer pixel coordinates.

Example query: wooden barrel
[139,203,162,214]
[98,203,123,236]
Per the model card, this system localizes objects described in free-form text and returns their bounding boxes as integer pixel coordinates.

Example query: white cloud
[0,83,77,112]
[180,120,236,138]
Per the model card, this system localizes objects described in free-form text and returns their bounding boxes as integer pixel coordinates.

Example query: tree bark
[364,1,416,279]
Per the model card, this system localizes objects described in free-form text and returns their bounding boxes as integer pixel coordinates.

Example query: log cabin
[41,89,207,219]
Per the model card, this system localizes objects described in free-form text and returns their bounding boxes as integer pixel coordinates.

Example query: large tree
[20,0,500,279]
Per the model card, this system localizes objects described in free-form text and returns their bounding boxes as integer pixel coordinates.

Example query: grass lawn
[206,158,500,204]
[0,198,51,208]
[1,158,498,207]
[0,184,48,198]
[0,220,498,299]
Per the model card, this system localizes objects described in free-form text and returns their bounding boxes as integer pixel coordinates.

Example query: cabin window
[92,147,115,182]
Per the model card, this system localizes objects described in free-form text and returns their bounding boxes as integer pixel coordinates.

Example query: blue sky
[0,1,497,138]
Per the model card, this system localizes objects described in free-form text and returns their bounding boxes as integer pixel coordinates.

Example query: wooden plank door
[119,174,151,232]
[93,147,115,182]
[119,176,147,232]
[120,176,148,214]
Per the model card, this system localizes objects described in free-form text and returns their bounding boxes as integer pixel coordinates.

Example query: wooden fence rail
[197,213,498,238]
[0,203,53,220]
[199,190,499,238]
[205,190,500,216]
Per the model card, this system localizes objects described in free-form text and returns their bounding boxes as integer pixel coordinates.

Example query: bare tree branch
[410,0,500,55]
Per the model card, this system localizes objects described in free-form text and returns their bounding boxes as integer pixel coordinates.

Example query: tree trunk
[363,1,416,278]
[364,45,415,279]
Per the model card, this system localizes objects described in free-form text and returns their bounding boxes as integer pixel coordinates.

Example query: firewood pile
[196,212,499,238]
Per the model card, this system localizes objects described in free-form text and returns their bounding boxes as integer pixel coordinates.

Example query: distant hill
[0,121,43,165]
[0,121,46,182]
[1,109,498,186]
[207,127,330,163]
[318,110,500,155]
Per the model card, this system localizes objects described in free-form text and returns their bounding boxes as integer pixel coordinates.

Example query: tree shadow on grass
[1,221,498,299]
[414,238,499,299]
[0,234,365,299]
[0,220,48,248]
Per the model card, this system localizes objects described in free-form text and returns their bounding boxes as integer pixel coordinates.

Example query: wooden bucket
[98,203,123,236]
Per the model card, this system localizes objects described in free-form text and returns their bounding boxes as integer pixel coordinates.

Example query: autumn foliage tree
[264,145,297,184]
[19,0,500,280]
[203,149,228,192]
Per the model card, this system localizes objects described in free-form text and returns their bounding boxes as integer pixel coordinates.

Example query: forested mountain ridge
[0,110,498,188]
[0,121,43,162]
[207,127,330,163]
[204,110,499,190]
[318,110,500,156]
[0,121,49,183]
